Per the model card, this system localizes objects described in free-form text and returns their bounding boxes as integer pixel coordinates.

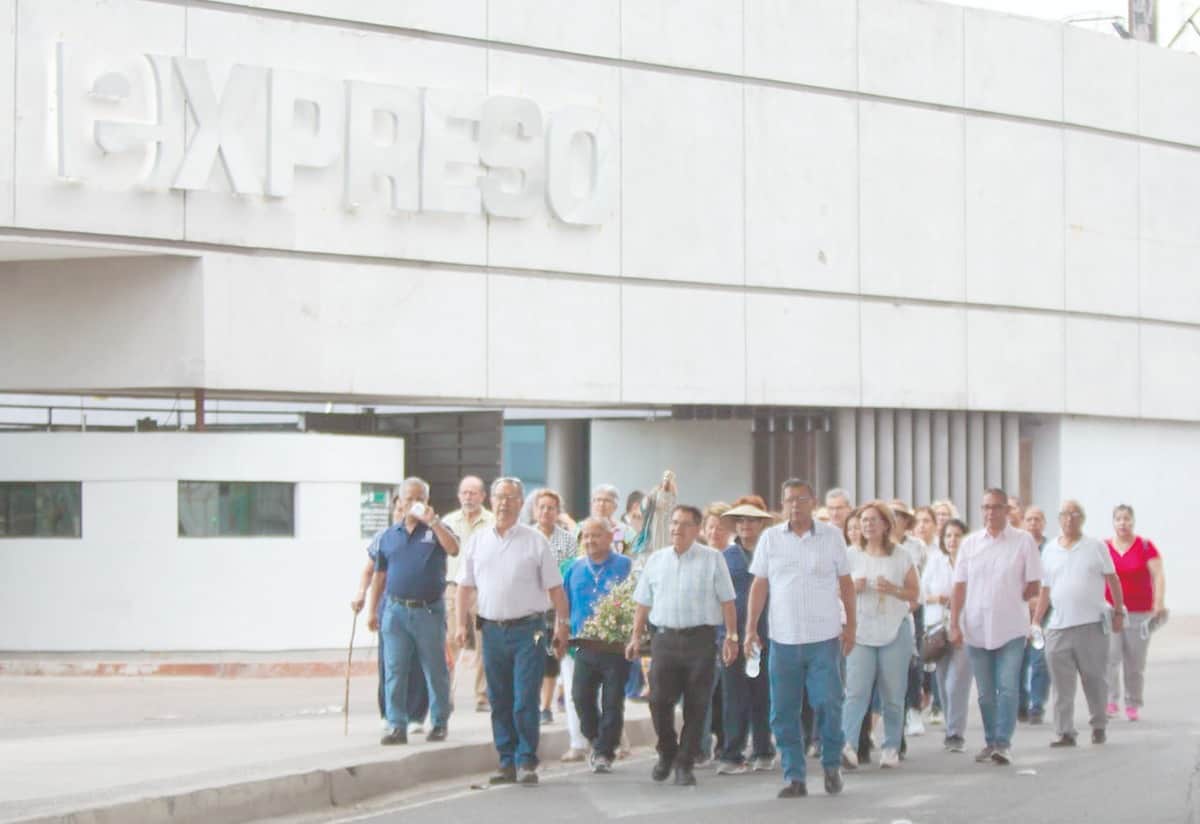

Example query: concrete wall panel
[744,0,856,90]
[964,9,1062,121]
[1063,27,1138,134]
[966,309,1064,412]
[488,0,620,57]
[1065,317,1139,418]
[745,292,860,406]
[620,0,743,74]
[745,87,857,293]
[859,103,964,302]
[621,70,743,285]
[858,0,964,107]
[860,302,967,409]
[965,119,1064,310]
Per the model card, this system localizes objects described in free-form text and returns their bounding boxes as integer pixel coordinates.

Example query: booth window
[0,482,82,538]
[178,481,295,537]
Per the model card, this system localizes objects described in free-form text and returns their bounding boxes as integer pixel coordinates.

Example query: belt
[388,596,439,608]
[655,625,716,636]
[480,613,544,628]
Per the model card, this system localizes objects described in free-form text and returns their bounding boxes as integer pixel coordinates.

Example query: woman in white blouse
[921,518,972,753]
[841,502,920,770]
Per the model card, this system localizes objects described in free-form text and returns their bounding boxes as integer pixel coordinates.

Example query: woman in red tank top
[1104,504,1166,722]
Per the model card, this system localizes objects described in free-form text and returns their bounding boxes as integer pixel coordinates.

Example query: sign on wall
[53,44,615,225]
[360,483,395,539]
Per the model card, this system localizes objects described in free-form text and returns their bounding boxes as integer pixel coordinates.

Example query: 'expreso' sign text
[54,44,615,225]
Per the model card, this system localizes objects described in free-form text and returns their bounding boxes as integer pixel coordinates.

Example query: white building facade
[2,0,1198,647]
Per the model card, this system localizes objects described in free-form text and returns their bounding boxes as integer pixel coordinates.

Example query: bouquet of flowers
[576,575,649,654]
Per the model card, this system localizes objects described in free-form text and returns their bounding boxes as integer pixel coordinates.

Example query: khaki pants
[1046,621,1109,737]
[1108,611,1153,708]
[444,584,488,705]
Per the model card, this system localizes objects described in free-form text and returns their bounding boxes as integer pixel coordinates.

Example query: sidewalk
[3,615,1194,824]
[0,649,654,824]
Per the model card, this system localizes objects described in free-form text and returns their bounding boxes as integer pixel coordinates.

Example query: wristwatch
[430,514,441,526]
[555,616,570,627]
[726,633,740,643]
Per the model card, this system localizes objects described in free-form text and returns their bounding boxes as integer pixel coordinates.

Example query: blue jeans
[382,600,450,729]
[720,647,774,763]
[481,617,548,768]
[967,636,1025,749]
[842,619,913,752]
[769,637,844,783]
[377,633,428,722]
[1020,642,1050,715]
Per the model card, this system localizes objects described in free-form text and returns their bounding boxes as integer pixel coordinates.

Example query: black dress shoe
[1092,728,1106,745]
[651,757,672,782]
[778,781,807,798]
[488,766,517,784]
[380,728,408,745]
[1029,712,1044,725]
[1050,734,1077,748]
[1018,709,1029,723]
[426,726,447,742]
[673,766,697,786]
[823,767,843,795]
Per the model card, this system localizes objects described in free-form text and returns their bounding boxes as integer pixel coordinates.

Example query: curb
[12,719,658,824]
[0,661,378,678]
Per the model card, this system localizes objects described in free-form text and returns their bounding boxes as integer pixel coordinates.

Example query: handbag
[921,621,950,664]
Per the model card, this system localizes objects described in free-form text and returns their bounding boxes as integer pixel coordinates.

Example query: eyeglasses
[982,504,1007,511]
[494,494,522,502]
[1059,511,1083,519]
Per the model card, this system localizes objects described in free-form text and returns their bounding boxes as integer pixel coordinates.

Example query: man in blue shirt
[716,502,776,775]
[367,477,459,745]
[564,517,633,773]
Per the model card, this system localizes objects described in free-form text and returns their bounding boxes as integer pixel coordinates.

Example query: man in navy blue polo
[564,517,634,773]
[368,477,460,745]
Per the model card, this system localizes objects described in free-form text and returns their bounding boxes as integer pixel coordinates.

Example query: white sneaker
[752,755,777,772]
[905,709,926,737]
[841,742,859,769]
[879,747,900,768]
[716,761,750,775]
[408,722,426,735]
[928,708,945,727]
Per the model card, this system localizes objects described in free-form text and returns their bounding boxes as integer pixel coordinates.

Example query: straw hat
[722,503,774,520]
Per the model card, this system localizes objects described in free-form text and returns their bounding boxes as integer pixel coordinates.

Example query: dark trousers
[648,626,717,768]
[572,648,632,759]
[720,647,774,763]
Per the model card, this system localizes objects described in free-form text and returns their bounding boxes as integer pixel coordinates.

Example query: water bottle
[745,642,762,678]
[1030,625,1045,651]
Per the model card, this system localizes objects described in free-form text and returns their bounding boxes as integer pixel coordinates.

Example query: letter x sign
[172,58,265,194]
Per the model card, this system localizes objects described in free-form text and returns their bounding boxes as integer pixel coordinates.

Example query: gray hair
[578,516,614,535]
[825,488,852,506]
[401,477,430,500]
[1060,499,1087,523]
[491,476,525,498]
[591,483,620,503]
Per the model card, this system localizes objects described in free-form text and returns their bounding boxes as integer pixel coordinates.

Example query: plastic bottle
[1030,625,1045,651]
[745,641,762,678]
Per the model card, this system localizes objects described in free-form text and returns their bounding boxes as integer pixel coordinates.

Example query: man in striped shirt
[627,505,738,787]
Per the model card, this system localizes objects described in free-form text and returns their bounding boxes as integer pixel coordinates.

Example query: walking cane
[343,611,358,736]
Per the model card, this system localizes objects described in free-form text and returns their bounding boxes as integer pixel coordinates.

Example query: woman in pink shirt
[1104,504,1166,721]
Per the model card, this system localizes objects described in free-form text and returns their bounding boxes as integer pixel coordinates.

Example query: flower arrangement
[576,575,649,654]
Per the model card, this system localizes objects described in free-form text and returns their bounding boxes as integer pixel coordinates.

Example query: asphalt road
[312,654,1200,824]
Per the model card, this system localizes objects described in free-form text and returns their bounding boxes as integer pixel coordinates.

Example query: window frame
[177,480,296,538]
[0,481,83,539]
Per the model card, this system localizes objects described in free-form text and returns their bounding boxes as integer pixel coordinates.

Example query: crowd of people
[350,472,1168,798]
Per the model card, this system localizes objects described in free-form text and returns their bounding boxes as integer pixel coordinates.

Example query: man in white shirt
[455,477,569,787]
[1033,500,1126,748]
[950,488,1042,766]
[745,479,856,799]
